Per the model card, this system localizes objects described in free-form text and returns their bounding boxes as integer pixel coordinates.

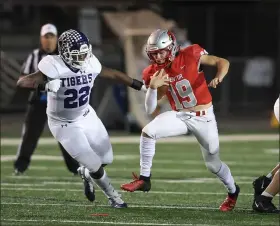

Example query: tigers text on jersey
[38,55,101,121]
[142,44,212,111]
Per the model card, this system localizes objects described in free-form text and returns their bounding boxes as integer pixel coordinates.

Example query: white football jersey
[38,54,101,121]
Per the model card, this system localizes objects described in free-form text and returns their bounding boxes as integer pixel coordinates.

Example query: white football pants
[143,105,221,172]
[48,106,113,173]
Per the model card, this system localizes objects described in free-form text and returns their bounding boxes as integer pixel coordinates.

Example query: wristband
[130,79,143,91]
[37,82,47,91]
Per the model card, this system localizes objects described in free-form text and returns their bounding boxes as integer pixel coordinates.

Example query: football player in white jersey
[17,29,146,208]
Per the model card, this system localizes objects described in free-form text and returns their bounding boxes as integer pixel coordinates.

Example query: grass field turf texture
[1,135,279,226]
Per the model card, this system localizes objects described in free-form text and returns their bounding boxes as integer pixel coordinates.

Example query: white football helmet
[145,29,180,67]
[58,29,92,70]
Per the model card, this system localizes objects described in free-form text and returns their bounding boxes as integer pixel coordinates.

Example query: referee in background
[14,23,80,175]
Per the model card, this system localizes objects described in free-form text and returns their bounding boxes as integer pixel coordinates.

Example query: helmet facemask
[147,44,173,66]
[70,44,92,69]
[62,44,92,70]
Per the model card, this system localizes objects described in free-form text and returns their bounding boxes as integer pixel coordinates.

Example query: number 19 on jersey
[169,79,197,110]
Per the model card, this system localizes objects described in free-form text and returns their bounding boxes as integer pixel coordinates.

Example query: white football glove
[141,85,147,93]
[45,79,61,93]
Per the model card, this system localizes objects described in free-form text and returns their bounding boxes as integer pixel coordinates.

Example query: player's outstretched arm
[100,66,146,92]
[17,71,47,89]
[17,70,61,93]
[200,55,230,88]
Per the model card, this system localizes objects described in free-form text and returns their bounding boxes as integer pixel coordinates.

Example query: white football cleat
[108,194,128,208]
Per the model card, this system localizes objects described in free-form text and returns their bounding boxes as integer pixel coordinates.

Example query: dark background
[1,0,279,133]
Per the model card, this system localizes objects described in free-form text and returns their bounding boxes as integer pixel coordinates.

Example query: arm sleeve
[38,55,59,80]
[145,88,158,114]
[21,53,33,75]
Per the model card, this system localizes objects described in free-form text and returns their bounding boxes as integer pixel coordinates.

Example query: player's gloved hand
[45,79,62,93]
[149,69,169,89]
[208,77,223,88]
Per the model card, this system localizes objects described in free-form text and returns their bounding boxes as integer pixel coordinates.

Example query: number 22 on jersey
[64,86,90,109]
[169,78,197,110]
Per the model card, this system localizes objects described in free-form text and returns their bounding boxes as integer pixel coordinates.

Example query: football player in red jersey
[121,29,240,212]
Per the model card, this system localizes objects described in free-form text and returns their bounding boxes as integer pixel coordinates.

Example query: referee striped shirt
[21,48,57,103]
[21,48,49,75]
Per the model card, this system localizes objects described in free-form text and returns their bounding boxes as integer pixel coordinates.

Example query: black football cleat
[252,175,272,198]
[253,195,280,213]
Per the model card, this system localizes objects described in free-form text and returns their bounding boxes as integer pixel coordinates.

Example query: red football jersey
[142,44,212,111]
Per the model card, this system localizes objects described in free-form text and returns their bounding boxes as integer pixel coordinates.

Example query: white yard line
[5,175,80,180]
[1,155,64,162]
[0,187,254,196]
[154,160,274,166]
[2,175,256,182]
[1,134,278,145]
[1,165,67,169]
[0,155,139,162]
[1,202,251,211]
[1,156,275,167]
[0,218,215,226]
[0,164,266,174]
[1,178,254,186]
[1,183,46,187]
[42,177,254,184]
[264,149,279,154]
[2,218,274,226]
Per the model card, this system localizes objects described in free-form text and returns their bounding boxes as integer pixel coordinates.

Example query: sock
[140,135,156,177]
[86,168,120,200]
[215,162,236,194]
[262,191,274,198]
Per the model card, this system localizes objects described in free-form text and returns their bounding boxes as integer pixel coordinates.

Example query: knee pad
[102,148,113,165]
[142,125,155,139]
[200,143,219,158]
[208,142,219,155]
[89,166,104,179]
[73,151,102,173]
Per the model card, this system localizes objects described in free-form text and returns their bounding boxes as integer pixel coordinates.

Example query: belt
[178,109,207,116]
[194,110,207,116]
